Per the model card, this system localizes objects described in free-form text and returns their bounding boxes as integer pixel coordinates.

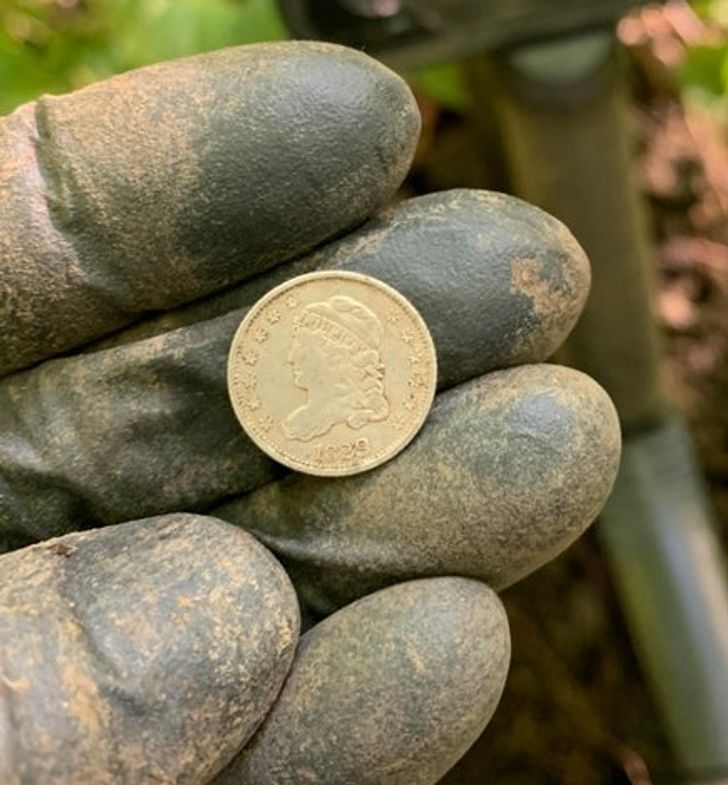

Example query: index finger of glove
[0,42,419,377]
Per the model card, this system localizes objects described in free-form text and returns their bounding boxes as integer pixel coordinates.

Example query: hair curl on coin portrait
[284,295,390,441]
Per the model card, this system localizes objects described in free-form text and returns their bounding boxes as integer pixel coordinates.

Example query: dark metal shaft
[489,30,728,777]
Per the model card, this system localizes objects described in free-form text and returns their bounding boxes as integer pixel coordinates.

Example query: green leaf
[409,62,470,112]
[108,0,286,71]
[0,0,286,114]
[676,43,727,99]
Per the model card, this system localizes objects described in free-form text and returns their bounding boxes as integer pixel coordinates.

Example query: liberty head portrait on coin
[283,294,390,442]
[227,271,437,476]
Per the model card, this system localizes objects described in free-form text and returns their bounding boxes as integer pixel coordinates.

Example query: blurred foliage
[409,62,470,112]
[3,2,728,116]
[678,0,728,107]
[0,0,285,114]
[0,0,467,116]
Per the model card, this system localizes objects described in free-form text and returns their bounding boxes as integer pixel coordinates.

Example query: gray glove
[0,41,621,785]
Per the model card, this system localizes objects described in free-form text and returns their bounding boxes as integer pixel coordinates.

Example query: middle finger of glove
[0,189,589,545]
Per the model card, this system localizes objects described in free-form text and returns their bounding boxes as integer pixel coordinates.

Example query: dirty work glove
[0,42,621,785]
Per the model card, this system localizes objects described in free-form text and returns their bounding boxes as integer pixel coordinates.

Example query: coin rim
[227,270,438,477]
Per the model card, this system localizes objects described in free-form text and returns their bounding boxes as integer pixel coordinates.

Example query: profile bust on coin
[228,271,437,477]
[284,295,389,442]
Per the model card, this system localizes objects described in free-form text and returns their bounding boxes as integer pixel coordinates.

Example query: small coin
[227,270,437,477]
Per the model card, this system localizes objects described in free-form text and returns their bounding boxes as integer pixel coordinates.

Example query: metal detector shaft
[489,31,728,777]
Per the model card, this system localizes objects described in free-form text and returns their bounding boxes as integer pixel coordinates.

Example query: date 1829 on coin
[227,271,437,477]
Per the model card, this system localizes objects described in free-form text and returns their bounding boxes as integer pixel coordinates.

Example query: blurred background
[3,1,728,783]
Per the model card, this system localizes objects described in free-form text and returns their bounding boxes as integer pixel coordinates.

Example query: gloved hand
[0,42,621,785]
